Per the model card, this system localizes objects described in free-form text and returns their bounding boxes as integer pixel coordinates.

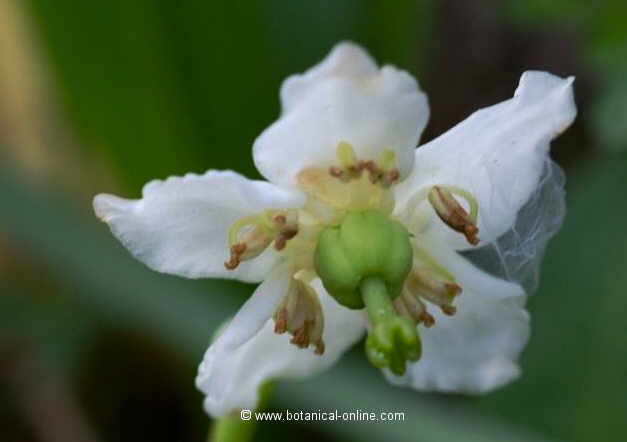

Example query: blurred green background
[1,1,626,441]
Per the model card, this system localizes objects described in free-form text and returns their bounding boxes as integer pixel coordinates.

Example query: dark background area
[1,1,626,441]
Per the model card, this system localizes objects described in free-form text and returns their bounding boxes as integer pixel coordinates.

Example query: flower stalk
[208,382,274,442]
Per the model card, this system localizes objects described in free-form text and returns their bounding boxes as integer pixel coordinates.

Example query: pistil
[361,277,421,375]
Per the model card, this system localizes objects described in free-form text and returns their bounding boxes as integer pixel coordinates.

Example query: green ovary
[314,209,420,374]
[314,209,413,309]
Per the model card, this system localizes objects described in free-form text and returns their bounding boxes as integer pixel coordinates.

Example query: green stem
[208,381,274,442]
[360,277,394,325]
[208,415,256,442]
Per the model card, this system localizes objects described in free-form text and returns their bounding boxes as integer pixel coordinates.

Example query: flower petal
[93,170,304,283]
[253,41,429,187]
[211,264,292,353]
[196,278,366,417]
[387,237,529,393]
[395,71,575,250]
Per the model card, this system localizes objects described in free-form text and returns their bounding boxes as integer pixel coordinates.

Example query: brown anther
[419,311,436,327]
[274,308,288,334]
[441,305,457,316]
[360,160,376,172]
[444,283,462,296]
[428,186,480,245]
[329,166,344,178]
[273,214,287,225]
[274,229,298,251]
[358,160,384,183]
[290,322,310,348]
[347,164,362,175]
[224,243,247,269]
[463,225,480,245]
[314,340,325,355]
[385,168,400,183]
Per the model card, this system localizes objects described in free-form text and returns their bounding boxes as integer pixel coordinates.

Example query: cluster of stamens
[273,271,325,354]
[328,142,400,187]
[224,211,298,270]
[395,264,462,327]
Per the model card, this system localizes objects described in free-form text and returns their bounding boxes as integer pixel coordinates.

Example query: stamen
[406,266,461,316]
[420,312,435,327]
[399,289,435,327]
[274,307,288,334]
[378,150,400,187]
[224,210,299,270]
[378,149,397,171]
[428,186,480,245]
[337,141,358,169]
[393,296,412,320]
[273,271,325,354]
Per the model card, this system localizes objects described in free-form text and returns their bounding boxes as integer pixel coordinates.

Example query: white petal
[395,71,576,250]
[93,170,304,283]
[387,237,529,393]
[210,264,292,352]
[196,279,366,417]
[254,41,429,187]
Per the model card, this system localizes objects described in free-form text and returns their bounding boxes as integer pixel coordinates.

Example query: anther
[419,311,435,327]
[428,186,480,245]
[399,289,436,327]
[441,305,457,316]
[384,169,400,185]
[314,341,325,355]
[329,166,345,179]
[225,243,247,270]
[274,307,288,334]
[274,229,298,251]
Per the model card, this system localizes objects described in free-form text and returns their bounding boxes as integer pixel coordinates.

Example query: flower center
[222,141,482,369]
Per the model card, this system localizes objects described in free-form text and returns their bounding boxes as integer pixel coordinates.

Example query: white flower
[93,42,576,417]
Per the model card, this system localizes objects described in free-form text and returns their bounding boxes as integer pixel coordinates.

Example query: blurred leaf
[24,0,205,190]
[24,0,434,192]
[590,63,627,152]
